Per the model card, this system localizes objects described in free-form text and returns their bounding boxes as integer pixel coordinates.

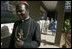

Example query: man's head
[16,1,30,20]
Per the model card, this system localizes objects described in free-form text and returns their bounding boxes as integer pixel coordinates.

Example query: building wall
[27,1,41,21]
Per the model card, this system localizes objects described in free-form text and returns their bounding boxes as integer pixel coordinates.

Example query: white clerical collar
[25,16,30,20]
[22,16,30,22]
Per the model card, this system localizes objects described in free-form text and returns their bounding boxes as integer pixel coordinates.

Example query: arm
[9,21,18,48]
[24,23,41,48]
[9,24,15,48]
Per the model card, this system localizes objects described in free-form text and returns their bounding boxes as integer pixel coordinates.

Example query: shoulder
[14,20,21,26]
[31,18,39,27]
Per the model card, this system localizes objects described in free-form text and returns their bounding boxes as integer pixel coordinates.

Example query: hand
[15,39,24,48]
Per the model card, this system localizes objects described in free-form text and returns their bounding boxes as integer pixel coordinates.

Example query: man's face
[16,4,27,20]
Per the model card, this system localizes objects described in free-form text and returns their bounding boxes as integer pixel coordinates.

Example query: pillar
[55,1,65,46]
[27,1,41,21]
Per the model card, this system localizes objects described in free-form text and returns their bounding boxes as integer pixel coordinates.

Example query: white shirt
[45,20,50,26]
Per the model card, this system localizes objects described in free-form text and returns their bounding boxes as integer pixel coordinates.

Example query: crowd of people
[37,17,57,36]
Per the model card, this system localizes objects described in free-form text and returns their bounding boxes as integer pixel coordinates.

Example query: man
[9,1,41,48]
[52,19,57,36]
[49,18,54,30]
[44,17,50,34]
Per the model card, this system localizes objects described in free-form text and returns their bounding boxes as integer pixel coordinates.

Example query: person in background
[52,19,57,36]
[49,18,54,30]
[44,17,50,35]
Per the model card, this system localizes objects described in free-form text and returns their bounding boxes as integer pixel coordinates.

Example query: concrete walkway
[39,31,60,48]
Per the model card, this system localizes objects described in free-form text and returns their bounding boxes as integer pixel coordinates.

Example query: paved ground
[39,31,60,48]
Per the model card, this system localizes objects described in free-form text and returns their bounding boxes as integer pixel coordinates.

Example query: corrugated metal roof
[42,1,58,11]
[42,1,71,12]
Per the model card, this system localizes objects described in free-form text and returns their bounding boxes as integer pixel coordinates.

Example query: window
[65,1,71,9]
[1,1,19,24]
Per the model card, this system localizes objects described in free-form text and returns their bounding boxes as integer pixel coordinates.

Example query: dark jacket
[9,18,41,48]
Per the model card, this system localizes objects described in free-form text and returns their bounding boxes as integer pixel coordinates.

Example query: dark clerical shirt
[9,17,41,48]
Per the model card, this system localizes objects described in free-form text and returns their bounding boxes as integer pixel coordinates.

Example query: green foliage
[63,18,71,47]
[12,13,19,22]
[64,19,71,33]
